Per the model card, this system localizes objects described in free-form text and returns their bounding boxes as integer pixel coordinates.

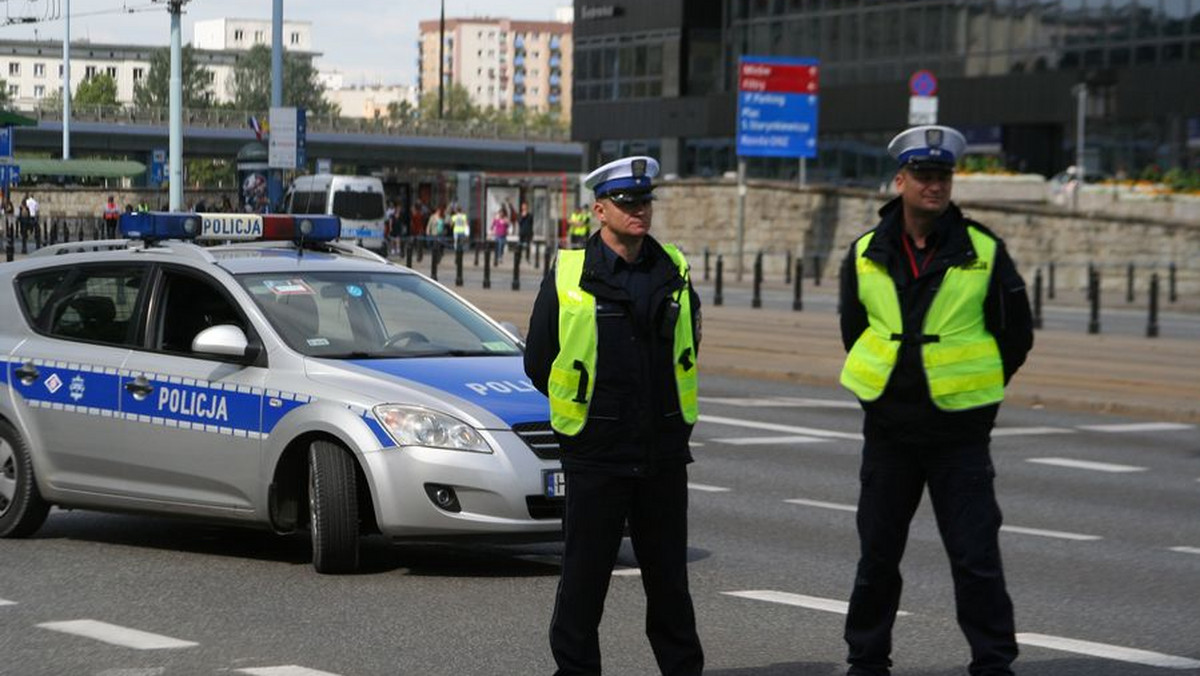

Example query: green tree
[0,79,9,109]
[418,83,476,121]
[386,99,417,123]
[133,46,215,108]
[230,44,335,114]
[74,73,119,106]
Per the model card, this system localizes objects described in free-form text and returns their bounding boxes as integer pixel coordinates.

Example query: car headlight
[373,405,492,453]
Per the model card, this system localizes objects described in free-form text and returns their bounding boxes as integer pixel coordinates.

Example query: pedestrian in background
[525,155,703,676]
[837,125,1033,676]
[517,201,534,263]
[490,208,509,264]
[103,195,121,238]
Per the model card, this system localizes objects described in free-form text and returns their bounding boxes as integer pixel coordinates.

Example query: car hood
[307,356,548,429]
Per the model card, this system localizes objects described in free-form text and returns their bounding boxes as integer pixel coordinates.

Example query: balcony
[549,55,561,68]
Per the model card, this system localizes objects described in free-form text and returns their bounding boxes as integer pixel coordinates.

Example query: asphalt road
[2,375,1197,676]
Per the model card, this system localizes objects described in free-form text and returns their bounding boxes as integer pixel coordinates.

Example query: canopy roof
[15,158,147,178]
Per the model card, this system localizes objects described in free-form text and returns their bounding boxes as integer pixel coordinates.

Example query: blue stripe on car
[347,356,549,426]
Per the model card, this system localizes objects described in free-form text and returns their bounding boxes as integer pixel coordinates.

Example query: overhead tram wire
[0,0,158,27]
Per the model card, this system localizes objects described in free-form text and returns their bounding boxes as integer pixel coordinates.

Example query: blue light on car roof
[118,212,341,243]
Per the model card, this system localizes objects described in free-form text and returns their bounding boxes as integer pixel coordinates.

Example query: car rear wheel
[0,420,50,538]
[308,440,359,574]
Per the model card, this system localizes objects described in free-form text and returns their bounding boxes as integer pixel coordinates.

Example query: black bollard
[1147,273,1160,338]
[474,241,481,267]
[1086,263,1096,302]
[512,245,521,291]
[405,241,414,268]
[544,245,552,273]
[4,220,12,262]
[1126,263,1134,303]
[714,255,724,307]
[752,251,763,308]
[1088,267,1101,335]
[1048,260,1056,299]
[704,248,710,282]
[416,237,425,262]
[1168,262,1177,303]
[483,242,492,289]
[20,224,27,254]
[430,243,440,281]
[785,250,792,284]
[812,253,822,286]
[792,258,804,312]
[455,248,464,287]
[49,220,58,245]
[1033,268,1044,330]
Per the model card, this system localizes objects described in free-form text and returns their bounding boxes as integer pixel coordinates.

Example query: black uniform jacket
[525,232,702,475]
[839,197,1034,446]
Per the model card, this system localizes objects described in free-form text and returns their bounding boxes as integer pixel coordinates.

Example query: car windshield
[236,271,521,359]
[331,190,385,220]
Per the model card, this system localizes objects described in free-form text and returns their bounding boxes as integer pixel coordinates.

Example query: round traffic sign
[909,70,938,97]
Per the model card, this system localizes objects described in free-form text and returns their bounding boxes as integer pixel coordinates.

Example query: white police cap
[584,155,660,199]
[887,125,967,170]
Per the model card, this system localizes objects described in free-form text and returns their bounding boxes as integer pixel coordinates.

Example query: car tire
[308,440,359,574]
[0,419,50,538]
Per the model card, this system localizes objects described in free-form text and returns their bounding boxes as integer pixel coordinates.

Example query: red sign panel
[739,62,819,94]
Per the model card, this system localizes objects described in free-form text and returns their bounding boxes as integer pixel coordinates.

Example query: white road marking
[1000,525,1102,541]
[1077,422,1195,433]
[723,590,910,617]
[698,396,859,409]
[784,498,858,513]
[1027,457,1147,473]
[1017,633,1200,669]
[699,414,863,441]
[1168,546,1200,556]
[991,426,1073,437]
[712,435,829,445]
[0,599,15,606]
[37,620,198,650]
[688,482,731,492]
[237,668,343,676]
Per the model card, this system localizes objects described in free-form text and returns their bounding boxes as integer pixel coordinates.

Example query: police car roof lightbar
[118,212,341,244]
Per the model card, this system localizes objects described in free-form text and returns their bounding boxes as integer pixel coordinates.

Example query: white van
[286,174,388,247]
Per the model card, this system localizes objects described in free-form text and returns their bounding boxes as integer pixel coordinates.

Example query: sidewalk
[451,273,1200,424]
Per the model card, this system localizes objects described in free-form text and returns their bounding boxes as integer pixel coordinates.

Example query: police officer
[525,156,703,676]
[568,204,591,248]
[450,204,470,251]
[837,126,1033,676]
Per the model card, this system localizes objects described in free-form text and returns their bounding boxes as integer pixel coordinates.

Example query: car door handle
[14,362,39,385]
[124,376,154,400]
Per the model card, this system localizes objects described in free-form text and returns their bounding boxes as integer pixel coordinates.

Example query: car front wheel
[0,420,50,538]
[308,440,360,574]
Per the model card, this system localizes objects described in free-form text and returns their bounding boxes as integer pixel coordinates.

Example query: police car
[0,212,564,574]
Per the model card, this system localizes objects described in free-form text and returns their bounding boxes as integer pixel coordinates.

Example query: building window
[133,67,145,81]
[33,63,45,78]
[234,29,244,41]
[85,65,97,79]
[254,30,264,43]
[34,85,44,98]
[8,63,18,76]
[290,32,301,45]
[7,84,17,97]
[106,66,118,79]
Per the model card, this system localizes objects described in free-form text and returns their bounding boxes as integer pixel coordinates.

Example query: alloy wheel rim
[0,439,15,516]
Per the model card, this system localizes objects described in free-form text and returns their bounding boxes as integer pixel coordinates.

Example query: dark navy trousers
[845,435,1018,676]
[550,465,703,676]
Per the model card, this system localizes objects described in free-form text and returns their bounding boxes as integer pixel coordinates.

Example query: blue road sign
[736,56,820,159]
[0,164,20,187]
[0,127,12,158]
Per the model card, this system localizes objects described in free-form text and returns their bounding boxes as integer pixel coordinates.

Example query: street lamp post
[1071,82,1087,211]
[167,0,186,211]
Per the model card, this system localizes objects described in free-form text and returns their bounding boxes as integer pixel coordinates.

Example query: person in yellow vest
[567,204,591,248]
[524,156,703,676]
[450,204,470,251]
[838,125,1033,676]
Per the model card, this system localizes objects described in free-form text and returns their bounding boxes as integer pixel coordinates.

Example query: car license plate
[543,470,566,499]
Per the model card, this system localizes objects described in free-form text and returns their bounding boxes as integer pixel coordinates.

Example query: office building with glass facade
[571,1,1200,183]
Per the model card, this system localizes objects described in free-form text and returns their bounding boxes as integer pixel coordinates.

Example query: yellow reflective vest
[451,212,469,236]
[568,211,590,237]
[840,226,1005,411]
[548,246,699,436]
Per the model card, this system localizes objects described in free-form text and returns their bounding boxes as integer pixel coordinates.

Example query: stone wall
[13,187,237,218]
[651,178,1200,299]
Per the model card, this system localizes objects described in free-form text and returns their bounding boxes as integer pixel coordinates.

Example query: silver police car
[0,212,563,573]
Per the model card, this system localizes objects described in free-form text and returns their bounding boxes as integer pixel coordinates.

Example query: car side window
[19,265,146,346]
[155,267,248,355]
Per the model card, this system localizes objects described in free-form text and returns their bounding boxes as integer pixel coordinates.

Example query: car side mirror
[192,324,256,361]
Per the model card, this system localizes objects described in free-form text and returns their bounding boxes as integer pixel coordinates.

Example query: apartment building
[0,18,315,110]
[417,16,572,119]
